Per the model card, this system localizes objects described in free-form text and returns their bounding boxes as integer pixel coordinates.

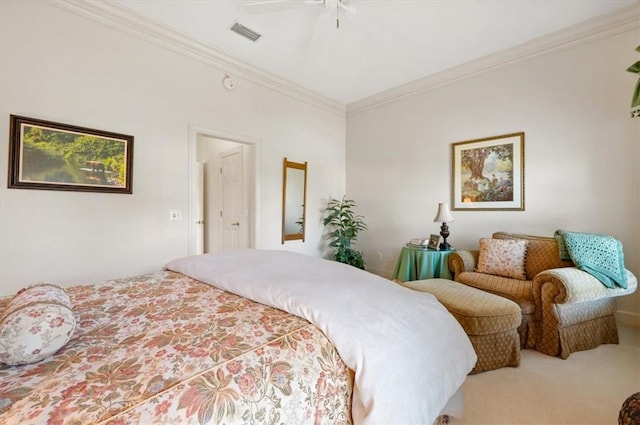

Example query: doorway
[188,125,259,255]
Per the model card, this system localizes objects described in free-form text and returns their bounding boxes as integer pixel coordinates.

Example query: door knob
[196,220,205,224]
[231,222,240,226]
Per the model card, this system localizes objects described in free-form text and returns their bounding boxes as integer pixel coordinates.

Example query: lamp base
[439,241,452,251]
[439,222,451,251]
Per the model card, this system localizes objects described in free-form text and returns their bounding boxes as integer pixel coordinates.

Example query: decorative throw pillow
[476,238,529,280]
[0,283,76,366]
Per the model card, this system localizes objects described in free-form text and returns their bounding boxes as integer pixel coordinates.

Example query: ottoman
[399,278,522,374]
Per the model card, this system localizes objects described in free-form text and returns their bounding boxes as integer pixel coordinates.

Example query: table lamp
[433,202,454,250]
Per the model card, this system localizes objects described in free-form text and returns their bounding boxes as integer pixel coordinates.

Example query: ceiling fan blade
[302,11,329,56]
[245,0,290,6]
[337,1,356,15]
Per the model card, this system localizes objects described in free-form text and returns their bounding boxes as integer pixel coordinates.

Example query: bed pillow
[0,283,76,366]
[476,238,529,280]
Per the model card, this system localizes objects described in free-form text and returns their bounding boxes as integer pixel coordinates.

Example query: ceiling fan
[245,0,356,28]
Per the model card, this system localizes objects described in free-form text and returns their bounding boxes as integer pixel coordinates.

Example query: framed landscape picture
[451,132,524,211]
[8,115,133,194]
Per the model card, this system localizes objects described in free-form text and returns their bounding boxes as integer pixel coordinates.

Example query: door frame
[188,124,260,256]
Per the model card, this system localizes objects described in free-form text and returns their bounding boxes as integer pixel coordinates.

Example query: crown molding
[51,0,346,116]
[48,1,639,118]
[347,3,640,116]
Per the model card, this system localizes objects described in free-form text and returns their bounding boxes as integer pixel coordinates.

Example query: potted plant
[322,196,368,269]
[627,45,640,118]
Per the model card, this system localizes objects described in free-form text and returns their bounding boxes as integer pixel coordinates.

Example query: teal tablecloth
[392,247,454,282]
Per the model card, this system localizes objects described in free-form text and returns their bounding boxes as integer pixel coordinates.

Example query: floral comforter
[0,271,353,424]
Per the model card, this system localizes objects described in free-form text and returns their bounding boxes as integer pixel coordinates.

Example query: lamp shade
[433,202,454,223]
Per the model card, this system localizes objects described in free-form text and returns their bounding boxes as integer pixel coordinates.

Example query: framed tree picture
[8,115,133,194]
[451,132,524,211]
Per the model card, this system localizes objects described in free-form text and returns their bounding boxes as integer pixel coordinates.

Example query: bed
[0,250,476,425]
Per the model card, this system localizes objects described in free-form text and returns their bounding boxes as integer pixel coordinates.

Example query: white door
[219,147,247,249]
[194,162,205,254]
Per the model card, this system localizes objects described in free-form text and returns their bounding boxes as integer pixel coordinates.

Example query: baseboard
[616,310,640,328]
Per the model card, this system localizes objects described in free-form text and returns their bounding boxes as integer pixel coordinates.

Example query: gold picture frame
[451,132,524,211]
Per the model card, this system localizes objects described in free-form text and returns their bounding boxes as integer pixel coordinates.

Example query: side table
[392,247,454,282]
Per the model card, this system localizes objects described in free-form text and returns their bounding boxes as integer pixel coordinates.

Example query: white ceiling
[113,0,635,105]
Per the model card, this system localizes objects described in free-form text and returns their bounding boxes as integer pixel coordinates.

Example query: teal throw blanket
[554,230,627,289]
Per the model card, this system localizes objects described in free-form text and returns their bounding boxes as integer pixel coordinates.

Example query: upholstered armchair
[448,232,637,358]
[533,267,636,358]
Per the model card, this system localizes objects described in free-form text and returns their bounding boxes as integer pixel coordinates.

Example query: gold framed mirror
[282,158,307,244]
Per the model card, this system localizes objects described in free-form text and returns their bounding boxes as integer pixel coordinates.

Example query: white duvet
[166,250,476,425]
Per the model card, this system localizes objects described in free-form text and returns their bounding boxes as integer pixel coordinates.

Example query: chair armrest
[448,250,479,276]
[532,267,638,305]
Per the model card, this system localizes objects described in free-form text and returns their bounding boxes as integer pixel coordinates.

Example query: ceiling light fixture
[335,0,356,28]
[316,0,355,28]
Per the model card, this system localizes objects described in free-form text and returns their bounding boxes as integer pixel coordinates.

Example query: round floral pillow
[0,283,76,366]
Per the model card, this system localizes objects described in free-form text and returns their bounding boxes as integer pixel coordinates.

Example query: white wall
[347,29,640,325]
[0,0,346,296]
[2,0,638,326]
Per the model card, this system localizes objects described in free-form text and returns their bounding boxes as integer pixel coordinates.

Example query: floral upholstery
[0,271,353,424]
[449,232,638,358]
[493,232,573,279]
[0,283,76,366]
[476,238,528,280]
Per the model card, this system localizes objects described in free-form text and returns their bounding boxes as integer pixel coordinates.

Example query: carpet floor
[454,324,640,425]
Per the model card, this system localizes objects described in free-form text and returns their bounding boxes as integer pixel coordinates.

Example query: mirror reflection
[282,158,307,243]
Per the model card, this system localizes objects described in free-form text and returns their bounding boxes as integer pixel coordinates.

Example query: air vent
[230,22,262,42]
